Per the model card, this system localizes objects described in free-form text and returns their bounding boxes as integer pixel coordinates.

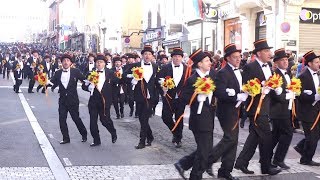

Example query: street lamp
[101,27,107,52]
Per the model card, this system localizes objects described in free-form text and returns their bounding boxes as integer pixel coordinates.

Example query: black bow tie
[262,64,268,67]
[107,62,111,64]
[285,72,288,75]
[97,70,103,73]
[144,63,151,65]
[234,68,239,71]
[174,65,180,68]
[62,70,68,72]
[89,62,93,64]
[313,73,318,75]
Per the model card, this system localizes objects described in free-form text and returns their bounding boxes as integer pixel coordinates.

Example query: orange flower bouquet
[159,76,175,96]
[87,71,99,95]
[38,64,44,71]
[193,77,216,114]
[115,71,122,79]
[15,64,21,71]
[287,77,302,109]
[1,60,6,66]
[264,73,283,90]
[242,78,261,111]
[131,67,143,90]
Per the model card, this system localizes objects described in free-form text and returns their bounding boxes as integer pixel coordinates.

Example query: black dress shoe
[273,161,290,169]
[28,91,34,93]
[294,146,303,155]
[174,163,186,180]
[81,136,87,142]
[60,140,70,144]
[112,134,117,143]
[121,114,124,118]
[206,168,214,176]
[300,160,320,166]
[175,142,182,148]
[218,172,239,180]
[135,143,145,149]
[90,142,101,147]
[234,165,254,174]
[129,112,133,117]
[261,167,281,175]
[116,115,120,119]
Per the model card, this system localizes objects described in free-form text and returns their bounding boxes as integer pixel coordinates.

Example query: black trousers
[208,117,239,173]
[271,118,293,162]
[162,97,185,142]
[127,86,134,114]
[296,121,320,163]
[136,101,153,144]
[14,79,22,93]
[89,100,116,144]
[58,102,87,141]
[2,67,9,79]
[28,71,35,92]
[235,115,273,171]
[113,93,125,116]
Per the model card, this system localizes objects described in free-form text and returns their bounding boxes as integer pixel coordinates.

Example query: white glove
[88,84,95,92]
[126,74,133,78]
[315,94,320,101]
[197,93,207,102]
[46,81,53,86]
[263,87,271,95]
[303,90,313,95]
[237,93,249,102]
[275,87,283,95]
[226,88,236,97]
[285,92,295,100]
[131,78,138,85]
[158,78,164,85]
[83,79,90,86]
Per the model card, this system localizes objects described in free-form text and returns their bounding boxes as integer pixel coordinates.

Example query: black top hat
[44,55,51,59]
[273,48,289,62]
[113,56,121,63]
[252,39,273,54]
[171,47,184,57]
[105,53,112,57]
[121,55,128,60]
[159,54,168,60]
[61,54,74,63]
[31,50,38,54]
[224,43,242,59]
[126,53,135,59]
[95,54,107,62]
[303,50,320,66]
[189,49,209,68]
[141,45,154,55]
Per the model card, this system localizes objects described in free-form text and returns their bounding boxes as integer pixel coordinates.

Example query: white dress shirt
[228,63,242,91]
[172,62,183,87]
[142,60,153,83]
[97,69,106,92]
[308,67,319,92]
[18,60,24,70]
[46,62,51,71]
[88,62,94,71]
[106,61,112,69]
[256,58,272,80]
[61,68,70,89]
[278,68,291,85]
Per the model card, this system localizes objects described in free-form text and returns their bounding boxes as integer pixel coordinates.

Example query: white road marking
[30,106,35,109]
[10,73,70,180]
[63,158,73,166]
[316,176,320,179]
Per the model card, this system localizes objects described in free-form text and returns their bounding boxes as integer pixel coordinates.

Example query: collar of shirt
[256,58,269,68]
[141,60,152,67]
[196,68,209,78]
[278,68,288,76]
[307,67,318,76]
[172,62,182,69]
[62,68,70,72]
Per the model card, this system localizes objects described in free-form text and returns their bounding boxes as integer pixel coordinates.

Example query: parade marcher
[174,49,216,180]
[124,53,136,117]
[26,50,39,93]
[234,39,282,175]
[42,55,52,79]
[13,57,23,93]
[82,54,118,146]
[105,53,113,69]
[207,44,247,180]
[111,56,126,119]
[48,54,88,144]
[294,50,320,166]
[269,48,294,169]
[124,45,158,149]
[121,55,127,67]
[2,52,11,79]
[157,47,187,148]
[36,65,46,93]
[83,53,95,75]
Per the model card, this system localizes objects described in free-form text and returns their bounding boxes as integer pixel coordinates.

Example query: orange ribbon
[310,112,320,131]
[232,108,241,131]
[171,92,197,132]
[164,93,173,113]
[140,80,149,107]
[291,99,297,128]
[246,96,254,112]
[98,88,107,116]
[254,93,266,126]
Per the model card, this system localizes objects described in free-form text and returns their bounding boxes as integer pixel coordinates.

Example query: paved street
[0,73,319,180]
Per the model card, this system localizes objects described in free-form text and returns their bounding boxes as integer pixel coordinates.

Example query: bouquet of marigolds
[265,73,283,90]
[242,78,261,111]
[1,60,6,66]
[115,71,122,79]
[87,71,99,95]
[38,64,44,71]
[34,72,48,86]
[131,67,143,90]
[287,77,302,110]
[15,64,21,71]
[193,77,216,114]
[159,76,175,96]
[312,86,320,106]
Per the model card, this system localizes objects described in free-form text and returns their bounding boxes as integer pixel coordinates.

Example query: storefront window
[224,18,242,49]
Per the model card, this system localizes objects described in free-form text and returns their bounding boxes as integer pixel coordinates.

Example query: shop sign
[143,27,165,43]
[287,40,296,46]
[300,8,320,24]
